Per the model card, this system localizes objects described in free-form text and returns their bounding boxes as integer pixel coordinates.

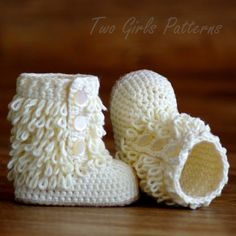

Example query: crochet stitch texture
[7,73,139,206]
[110,69,229,209]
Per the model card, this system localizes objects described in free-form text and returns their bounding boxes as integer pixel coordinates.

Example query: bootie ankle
[110,69,229,209]
[8,73,139,206]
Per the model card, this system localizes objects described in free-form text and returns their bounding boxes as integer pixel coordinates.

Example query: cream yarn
[7,73,139,206]
[110,69,229,209]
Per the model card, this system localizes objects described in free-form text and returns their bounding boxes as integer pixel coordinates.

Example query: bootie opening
[179,141,224,198]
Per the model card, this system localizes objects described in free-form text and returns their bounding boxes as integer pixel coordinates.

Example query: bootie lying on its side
[110,69,229,209]
[7,73,139,206]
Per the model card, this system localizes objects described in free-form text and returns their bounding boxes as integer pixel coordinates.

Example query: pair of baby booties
[7,70,229,209]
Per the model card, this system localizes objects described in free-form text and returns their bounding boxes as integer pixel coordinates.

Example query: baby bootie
[110,69,229,209]
[7,73,139,206]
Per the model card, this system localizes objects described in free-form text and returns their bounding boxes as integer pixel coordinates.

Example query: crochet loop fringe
[8,94,111,191]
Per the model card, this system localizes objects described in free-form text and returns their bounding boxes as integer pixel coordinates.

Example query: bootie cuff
[162,114,229,209]
[117,113,229,209]
[16,73,99,101]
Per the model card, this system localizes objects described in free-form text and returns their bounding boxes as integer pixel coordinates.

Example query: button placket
[68,78,91,158]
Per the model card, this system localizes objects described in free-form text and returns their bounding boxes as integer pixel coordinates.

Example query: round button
[74,116,88,131]
[138,134,154,146]
[72,139,85,156]
[74,90,88,107]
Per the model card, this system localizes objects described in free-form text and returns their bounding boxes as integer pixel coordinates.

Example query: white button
[74,90,88,106]
[72,139,85,156]
[74,116,88,131]
[138,134,154,146]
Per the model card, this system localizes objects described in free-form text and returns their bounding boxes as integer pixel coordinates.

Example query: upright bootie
[110,69,229,209]
[7,73,139,206]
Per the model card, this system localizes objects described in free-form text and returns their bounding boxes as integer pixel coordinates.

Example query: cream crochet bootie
[110,69,229,209]
[7,73,139,206]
